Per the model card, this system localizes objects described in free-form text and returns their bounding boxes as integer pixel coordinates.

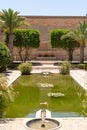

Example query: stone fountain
[26,106,61,130]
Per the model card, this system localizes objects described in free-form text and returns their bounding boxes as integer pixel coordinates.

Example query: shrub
[7,62,20,69]
[71,63,87,70]
[78,64,86,70]
[0,75,15,118]
[0,43,11,70]
[59,61,71,75]
[18,62,32,75]
[85,64,87,70]
[0,66,6,73]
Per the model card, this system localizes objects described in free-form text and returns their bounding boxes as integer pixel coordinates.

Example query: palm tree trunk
[8,33,14,61]
[80,44,84,63]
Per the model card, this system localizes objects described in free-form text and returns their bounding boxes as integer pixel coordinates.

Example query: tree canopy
[50,29,68,48]
[5,29,40,62]
[0,8,25,61]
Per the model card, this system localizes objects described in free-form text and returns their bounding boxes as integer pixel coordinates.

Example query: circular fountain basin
[26,118,61,130]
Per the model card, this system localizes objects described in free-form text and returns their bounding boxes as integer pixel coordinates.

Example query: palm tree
[77,21,87,63]
[0,8,25,61]
[62,21,87,63]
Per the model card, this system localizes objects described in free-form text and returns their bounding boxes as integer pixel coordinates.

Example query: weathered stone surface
[0,118,87,130]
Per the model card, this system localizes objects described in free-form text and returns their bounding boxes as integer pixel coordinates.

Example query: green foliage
[61,33,80,49]
[77,64,87,70]
[81,90,87,115]
[0,42,11,68]
[7,62,20,69]
[59,61,71,75]
[85,64,87,70]
[50,29,80,61]
[18,62,32,75]
[5,29,40,48]
[78,64,85,69]
[61,31,80,61]
[0,66,6,73]
[71,63,87,70]
[0,75,15,118]
[5,29,40,62]
[50,29,69,48]
[64,21,87,63]
[0,8,25,32]
[0,8,25,61]
[15,29,40,47]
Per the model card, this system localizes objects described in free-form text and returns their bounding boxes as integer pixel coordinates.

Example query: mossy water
[5,74,87,117]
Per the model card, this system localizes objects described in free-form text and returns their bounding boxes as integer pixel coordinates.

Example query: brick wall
[1,16,87,61]
[23,16,87,61]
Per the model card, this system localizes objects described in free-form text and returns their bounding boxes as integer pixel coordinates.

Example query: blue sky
[0,0,87,16]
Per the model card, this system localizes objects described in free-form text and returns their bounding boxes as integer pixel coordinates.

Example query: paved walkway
[4,70,21,86]
[70,69,87,90]
[32,64,59,73]
[0,118,87,130]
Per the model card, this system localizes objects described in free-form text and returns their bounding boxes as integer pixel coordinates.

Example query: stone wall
[23,16,87,61]
[1,16,87,61]
[25,16,87,41]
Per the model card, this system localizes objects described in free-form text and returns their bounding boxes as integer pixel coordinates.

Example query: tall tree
[63,21,87,63]
[77,21,87,63]
[5,29,40,62]
[0,8,25,61]
[50,29,79,61]
[0,75,15,118]
[61,34,79,61]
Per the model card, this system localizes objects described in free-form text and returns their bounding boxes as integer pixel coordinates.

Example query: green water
[6,74,87,117]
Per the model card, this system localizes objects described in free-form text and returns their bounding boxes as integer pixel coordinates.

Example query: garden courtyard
[0,8,87,130]
[0,61,87,130]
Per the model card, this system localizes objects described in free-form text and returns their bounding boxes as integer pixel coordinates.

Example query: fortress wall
[1,16,87,61]
[23,16,87,61]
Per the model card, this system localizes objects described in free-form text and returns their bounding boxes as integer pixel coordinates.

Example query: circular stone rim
[26,118,61,130]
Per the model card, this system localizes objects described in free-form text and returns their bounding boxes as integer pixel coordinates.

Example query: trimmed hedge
[5,29,40,62]
[5,29,40,48]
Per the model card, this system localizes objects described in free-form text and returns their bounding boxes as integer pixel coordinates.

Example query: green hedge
[5,29,40,48]
[50,29,68,48]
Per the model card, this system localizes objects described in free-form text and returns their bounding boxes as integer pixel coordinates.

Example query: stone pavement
[4,70,21,86]
[0,118,87,130]
[32,64,59,73]
[70,69,87,90]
